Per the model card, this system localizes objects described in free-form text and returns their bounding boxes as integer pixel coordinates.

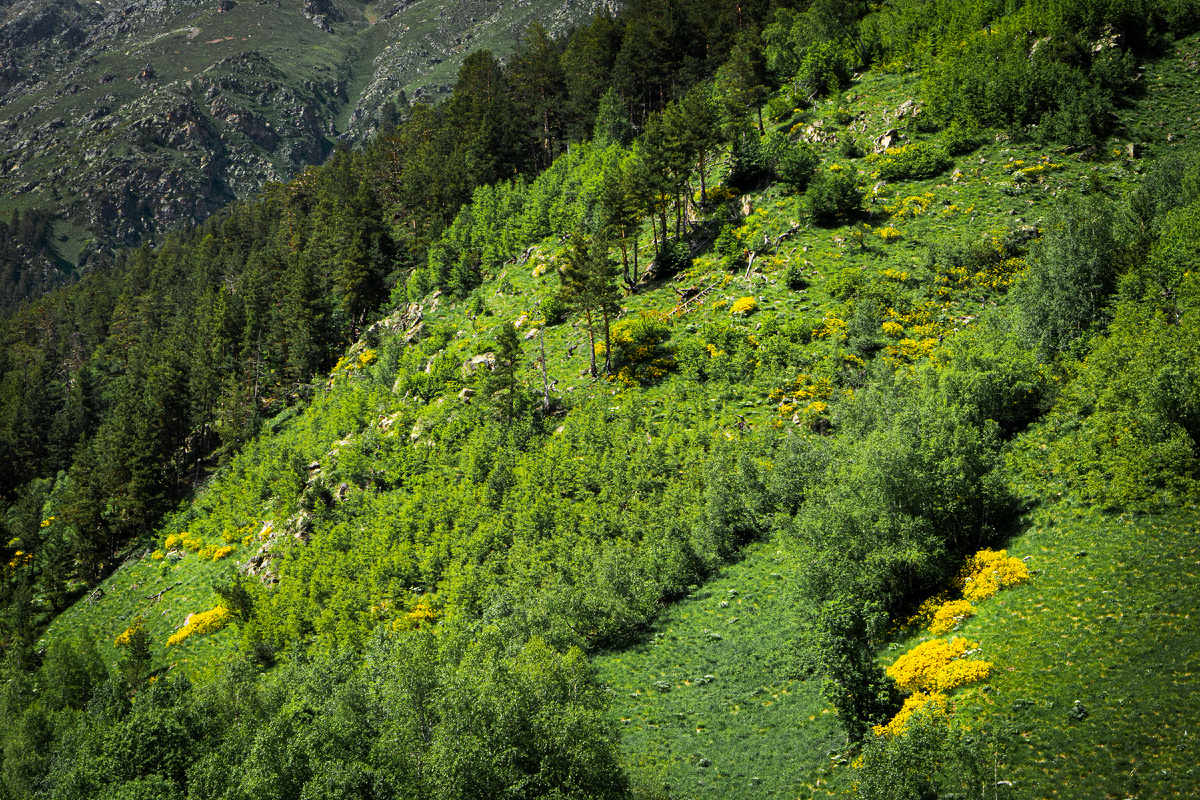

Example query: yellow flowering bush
[224,521,261,545]
[168,605,232,646]
[164,532,202,552]
[198,545,235,562]
[884,192,935,221]
[877,226,902,242]
[886,636,990,693]
[881,320,905,338]
[730,296,758,316]
[901,592,950,631]
[872,692,948,737]
[812,314,847,341]
[931,657,993,692]
[958,548,1030,601]
[695,184,737,204]
[928,599,976,635]
[115,621,142,647]
[332,348,378,375]
[607,312,674,387]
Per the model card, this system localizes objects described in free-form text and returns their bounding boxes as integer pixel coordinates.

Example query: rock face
[0,0,345,261]
[0,0,613,271]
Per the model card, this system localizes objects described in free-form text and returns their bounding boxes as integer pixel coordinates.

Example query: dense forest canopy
[2,0,1200,797]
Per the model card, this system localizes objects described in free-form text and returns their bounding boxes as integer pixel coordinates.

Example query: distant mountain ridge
[0,0,608,273]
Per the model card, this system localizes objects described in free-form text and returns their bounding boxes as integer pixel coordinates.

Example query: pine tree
[559,230,621,377]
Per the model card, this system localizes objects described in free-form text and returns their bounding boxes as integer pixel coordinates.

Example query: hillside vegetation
[3,1,1200,798]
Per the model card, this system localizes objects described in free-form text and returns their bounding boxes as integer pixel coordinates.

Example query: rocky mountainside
[0,0,607,270]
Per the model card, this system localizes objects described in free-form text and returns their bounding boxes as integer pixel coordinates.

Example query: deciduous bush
[872,142,952,182]
[802,168,864,225]
[1015,196,1122,356]
[777,142,819,192]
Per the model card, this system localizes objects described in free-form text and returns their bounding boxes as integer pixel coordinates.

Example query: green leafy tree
[810,597,901,742]
[508,22,568,170]
[1015,196,1122,356]
[561,13,623,140]
[485,322,523,419]
[715,31,771,133]
[853,706,993,800]
[680,83,723,203]
[559,231,621,377]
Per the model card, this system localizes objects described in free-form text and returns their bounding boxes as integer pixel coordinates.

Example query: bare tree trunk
[585,307,597,377]
[539,327,551,414]
[601,306,612,376]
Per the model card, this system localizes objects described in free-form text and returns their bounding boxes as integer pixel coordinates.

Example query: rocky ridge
[0,0,609,271]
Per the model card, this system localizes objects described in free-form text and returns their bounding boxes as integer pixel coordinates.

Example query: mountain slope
[4,4,1200,799]
[0,0,607,265]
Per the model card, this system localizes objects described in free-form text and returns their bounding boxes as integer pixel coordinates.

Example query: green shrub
[1014,195,1121,356]
[802,169,864,225]
[839,135,865,159]
[797,39,855,96]
[654,240,692,277]
[940,123,987,156]
[715,224,745,272]
[608,312,673,385]
[783,263,810,291]
[728,130,773,190]
[872,142,953,182]
[777,142,819,192]
[539,291,570,325]
[853,704,991,799]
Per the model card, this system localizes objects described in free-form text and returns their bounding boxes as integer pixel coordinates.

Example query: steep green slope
[6,5,1200,800]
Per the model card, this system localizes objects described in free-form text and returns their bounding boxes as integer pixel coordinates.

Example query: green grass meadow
[594,541,849,800]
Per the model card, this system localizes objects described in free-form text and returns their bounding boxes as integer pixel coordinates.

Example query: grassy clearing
[40,536,242,682]
[931,501,1200,799]
[594,540,850,800]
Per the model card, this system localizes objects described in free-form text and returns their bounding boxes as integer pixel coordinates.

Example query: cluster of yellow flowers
[114,621,142,647]
[164,532,202,552]
[1011,157,1063,181]
[812,314,848,341]
[877,226,902,242]
[886,636,992,694]
[928,599,976,635]
[957,548,1030,601]
[730,296,758,316]
[695,185,737,204]
[872,691,948,737]
[168,605,232,646]
[877,546,1034,736]
[331,349,378,375]
[884,192,935,220]
[198,545,235,562]
[5,550,32,571]
[389,595,441,632]
[40,516,56,528]
[606,312,674,387]
[223,521,255,545]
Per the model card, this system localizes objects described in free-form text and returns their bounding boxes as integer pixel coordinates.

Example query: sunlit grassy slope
[40,29,1200,800]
